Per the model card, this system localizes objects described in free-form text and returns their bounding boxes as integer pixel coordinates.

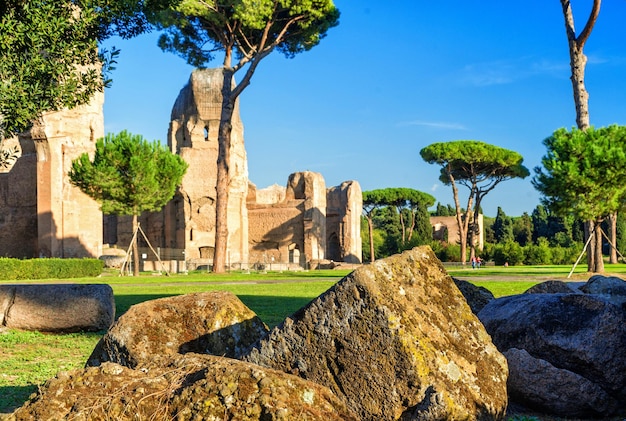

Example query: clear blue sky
[100,1,626,217]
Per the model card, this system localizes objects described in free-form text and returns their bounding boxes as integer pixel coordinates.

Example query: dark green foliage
[432,202,455,216]
[531,205,579,247]
[410,204,434,246]
[69,130,188,216]
[492,241,524,266]
[1,2,102,138]
[420,141,530,189]
[513,213,533,246]
[524,238,552,265]
[533,125,626,222]
[153,0,340,68]
[0,258,103,280]
[362,188,435,260]
[421,140,530,262]
[492,207,514,243]
[616,212,626,256]
[429,241,465,263]
[0,0,174,139]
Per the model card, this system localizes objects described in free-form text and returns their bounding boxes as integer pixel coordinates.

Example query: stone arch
[288,243,301,265]
[327,232,341,262]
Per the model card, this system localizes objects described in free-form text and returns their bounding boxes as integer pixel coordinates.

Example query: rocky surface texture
[580,274,626,306]
[504,347,620,417]
[452,277,495,313]
[87,291,268,368]
[0,284,114,332]
[479,276,626,418]
[523,279,577,294]
[244,246,509,421]
[8,354,357,421]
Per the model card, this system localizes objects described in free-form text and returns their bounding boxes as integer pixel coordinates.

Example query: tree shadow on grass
[1,294,318,414]
[0,384,37,415]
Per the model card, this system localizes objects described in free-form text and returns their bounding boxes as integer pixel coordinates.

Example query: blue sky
[100,1,626,217]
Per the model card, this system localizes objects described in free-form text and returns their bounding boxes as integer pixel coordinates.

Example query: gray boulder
[452,277,495,313]
[523,280,577,294]
[9,354,358,421]
[579,274,626,306]
[87,291,269,368]
[0,284,114,332]
[244,246,509,421]
[479,293,626,417]
[505,348,620,417]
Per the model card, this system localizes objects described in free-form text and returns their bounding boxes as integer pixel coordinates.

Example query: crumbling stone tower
[0,94,103,258]
[166,68,249,263]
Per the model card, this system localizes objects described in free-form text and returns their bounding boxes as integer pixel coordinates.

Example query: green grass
[0,330,102,414]
[0,275,342,414]
[0,265,617,415]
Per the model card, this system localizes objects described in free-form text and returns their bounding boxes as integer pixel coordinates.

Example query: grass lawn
[1,264,623,416]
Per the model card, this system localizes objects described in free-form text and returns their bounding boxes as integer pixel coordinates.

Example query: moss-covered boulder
[9,354,357,420]
[87,291,269,368]
[243,246,509,420]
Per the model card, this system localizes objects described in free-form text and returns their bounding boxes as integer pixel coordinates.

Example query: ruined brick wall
[0,137,38,257]
[326,181,362,264]
[0,93,103,258]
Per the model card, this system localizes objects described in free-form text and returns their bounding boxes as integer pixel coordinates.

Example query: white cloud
[401,120,468,130]
[459,56,568,87]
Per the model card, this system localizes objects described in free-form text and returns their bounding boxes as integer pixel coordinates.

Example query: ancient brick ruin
[104,68,362,268]
[0,94,103,258]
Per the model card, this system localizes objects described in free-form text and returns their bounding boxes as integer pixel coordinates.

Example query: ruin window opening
[203,126,209,141]
[288,243,301,265]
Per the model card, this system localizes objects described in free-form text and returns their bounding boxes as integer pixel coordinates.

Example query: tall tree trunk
[448,170,472,263]
[560,0,600,271]
[132,214,139,277]
[399,209,406,244]
[367,215,375,263]
[593,220,605,272]
[469,193,483,261]
[407,208,416,242]
[608,212,618,264]
[560,0,600,130]
[585,220,595,271]
[213,68,237,273]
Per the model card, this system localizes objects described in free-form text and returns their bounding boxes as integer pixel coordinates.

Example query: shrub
[0,258,103,280]
[550,243,584,265]
[429,241,465,262]
[524,238,552,265]
[493,241,524,265]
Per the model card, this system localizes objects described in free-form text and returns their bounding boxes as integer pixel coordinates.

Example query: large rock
[579,274,626,306]
[87,291,269,368]
[478,293,626,417]
[504,348,620,417]
[9,354,358,421]
[244,247,509,421]
[452,277,495,313]
[523,280,577,294]
[0,284,114,332]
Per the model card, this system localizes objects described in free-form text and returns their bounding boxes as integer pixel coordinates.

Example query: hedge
[0,258,103,280]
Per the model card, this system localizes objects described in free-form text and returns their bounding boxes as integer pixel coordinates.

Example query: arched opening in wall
[288,243,300,265]
[199,246,214,259]
[189,228,193,241]
[203,126,209,141]
[432,223,448,242]
[327,232,341,262]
